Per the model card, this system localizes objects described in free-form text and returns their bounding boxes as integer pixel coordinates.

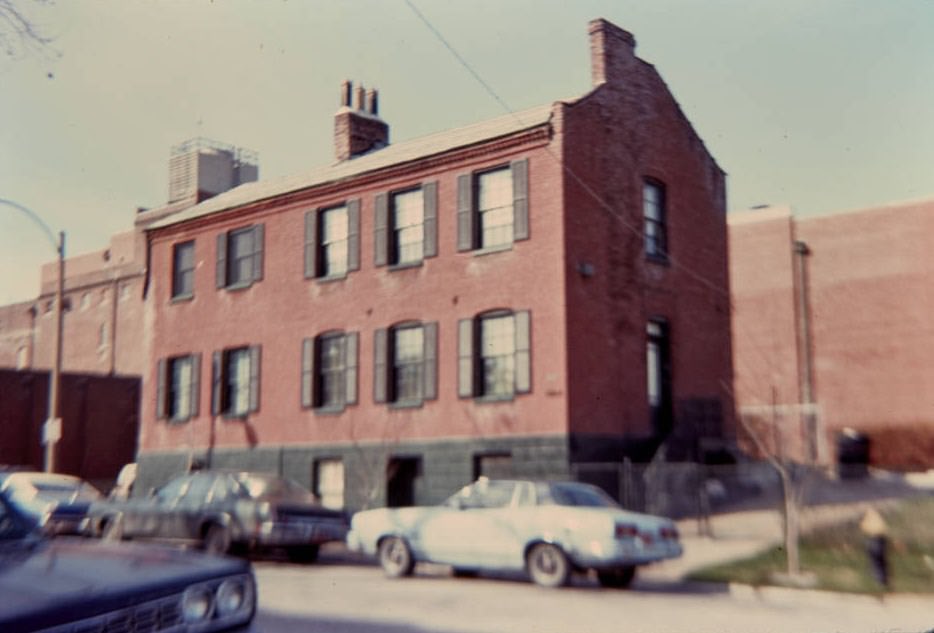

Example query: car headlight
[216,577,252,617]
[181,585,215,622]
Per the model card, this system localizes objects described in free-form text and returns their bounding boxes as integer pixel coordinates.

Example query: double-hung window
[458,310,531,399]
[646,320,672,435]
[156,353,201,422]
[374,322,438,406]
[216,224,264,289]
[301,331,359,411]
[374,183,438,267]
[457,159,529,252]
[643,179,667,260]
[211,345,261,417]
[171,241,195,299]
[304,200,361,280]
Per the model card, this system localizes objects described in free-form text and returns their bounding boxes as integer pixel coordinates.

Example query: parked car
[0,472,257,633]
[0,469,103,535]
[346,478,682,588]
[88,470,349,561]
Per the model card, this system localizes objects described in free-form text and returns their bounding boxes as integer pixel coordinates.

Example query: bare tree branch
[0,0,57,60]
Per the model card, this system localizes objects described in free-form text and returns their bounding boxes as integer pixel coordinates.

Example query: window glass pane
[169,356,192,420]
[319,335,344,407]
[321,207,348,276]
[647,341,661,407]
[478,168,513,248]
[393,326,423,402]
[480,314,515,396]
[228,229,254,285]
[316,459,345,510]
[225,348,251,415]
[172,241,195,297]
[392,190,424,264]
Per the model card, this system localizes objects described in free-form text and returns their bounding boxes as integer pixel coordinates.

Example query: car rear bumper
[256,520,348,546]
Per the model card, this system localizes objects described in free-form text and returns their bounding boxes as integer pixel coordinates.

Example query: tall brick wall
[729,199,934,468]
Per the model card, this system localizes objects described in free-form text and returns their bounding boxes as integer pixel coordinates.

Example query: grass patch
[688,496,934,594]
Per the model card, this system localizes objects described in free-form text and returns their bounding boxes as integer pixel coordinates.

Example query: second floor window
[458,310,531,400]
[301,331,358,411]
[171,241,195,299]
[457,159,529,252]
[304,201,361,280]
[156,353,201,422]
[374,322,438,405]
[211,345,261,417]
[216,224,264,289]
[374,183,438,267]
[644,180,667,260]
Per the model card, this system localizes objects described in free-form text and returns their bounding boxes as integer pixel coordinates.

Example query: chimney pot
[366,88,378,115]
[340,80,353,107]
[355,85,366,110]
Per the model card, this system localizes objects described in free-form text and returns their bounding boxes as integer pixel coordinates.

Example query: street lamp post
[0,199,66,472]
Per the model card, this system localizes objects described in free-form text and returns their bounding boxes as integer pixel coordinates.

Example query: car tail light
[615,523,638,539]
[660,526,680,540]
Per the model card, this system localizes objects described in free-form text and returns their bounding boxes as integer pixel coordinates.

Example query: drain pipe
[793,240,818,463]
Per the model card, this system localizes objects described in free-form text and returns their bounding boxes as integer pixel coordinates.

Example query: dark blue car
[0,470,257,633]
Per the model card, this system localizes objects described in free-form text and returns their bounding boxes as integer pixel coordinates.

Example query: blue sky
[1,0,932,304]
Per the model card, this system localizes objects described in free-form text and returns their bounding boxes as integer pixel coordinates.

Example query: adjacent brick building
[138,18,734,509]
[729,199,934,469]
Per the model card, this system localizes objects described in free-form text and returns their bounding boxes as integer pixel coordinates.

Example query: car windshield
[236,474,315,502]
[4,474,102,504]
[543,482,620,508]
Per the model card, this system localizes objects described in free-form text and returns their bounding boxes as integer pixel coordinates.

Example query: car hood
[0,536,249,626]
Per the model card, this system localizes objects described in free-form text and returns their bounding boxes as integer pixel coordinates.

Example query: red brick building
[139,19,733,508]
[729,199,934,469]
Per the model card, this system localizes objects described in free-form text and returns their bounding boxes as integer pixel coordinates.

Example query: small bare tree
[738,390,815,579]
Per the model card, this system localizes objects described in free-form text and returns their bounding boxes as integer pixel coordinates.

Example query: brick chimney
[334,80,389,161]
[588,18,637,87]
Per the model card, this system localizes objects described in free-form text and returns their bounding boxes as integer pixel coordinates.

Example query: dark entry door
[386,457,421,507]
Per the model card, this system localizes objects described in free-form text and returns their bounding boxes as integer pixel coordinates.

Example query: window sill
[474,393,516,404]
[313,405,346,416]
[314,273,349,284]
[167,417,192,425]
[223,281,255,292]
[221,412,250,421]
[389,399,424,410]
[645,253,670,266]
[388,260,423,272]
[170,294,194,304]
[472,243,513,257]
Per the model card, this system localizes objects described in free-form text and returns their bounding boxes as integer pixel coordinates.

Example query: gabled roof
[148,102,557,230]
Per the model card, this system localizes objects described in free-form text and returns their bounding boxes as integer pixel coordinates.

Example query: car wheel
[202,523,232,555]
[526,543,570,588]
[597,566,636,589]
[100,515,124,541]
[287,544,320,564]
[378,536,415,578]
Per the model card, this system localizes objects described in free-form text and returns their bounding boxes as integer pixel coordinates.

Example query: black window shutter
[301,338,314,409]
[423,321,438,400]
[374,193,388,267]
[344,332,358,405]
[457,318,474,398]
[156,358,166,419]
[190,353,201,417]
[216,233,227,288]
[515,310,531,393]
[456,174,474,252]
[304,210,317,279]
[512,159,529,241]
[211,351,222,415]
[373,328,388,403]
[347,199,361,272]
[423,181,438,258]
[249,345,261,413]
[252,223,264,281]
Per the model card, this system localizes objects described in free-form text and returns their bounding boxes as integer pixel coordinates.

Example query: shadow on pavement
[255,611,440,633]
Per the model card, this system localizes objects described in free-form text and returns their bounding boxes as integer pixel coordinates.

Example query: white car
[347,478,682,588]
